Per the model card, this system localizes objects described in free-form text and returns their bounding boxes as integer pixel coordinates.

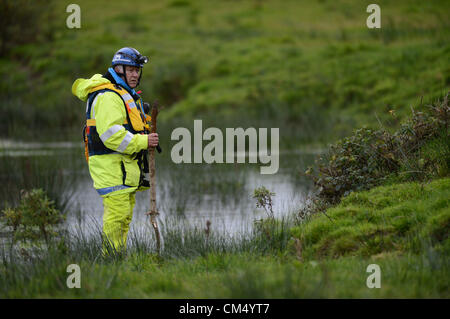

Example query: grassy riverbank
[1,0,449,141]
[1,92,449,298]
[1,0,449,298]
[1,178,448,298]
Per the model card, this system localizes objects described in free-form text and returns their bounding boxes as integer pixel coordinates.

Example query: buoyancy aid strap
[89,83,147,132]
[86,118,128,126]
[85,87,126,157]
[140,101,150,132]
[85,84,148,158]
[88,83,118,94]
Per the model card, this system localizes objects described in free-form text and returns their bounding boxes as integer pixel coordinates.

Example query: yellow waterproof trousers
[102,191,136,254]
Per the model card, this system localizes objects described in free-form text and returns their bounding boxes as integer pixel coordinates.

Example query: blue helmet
[111,47,148,68]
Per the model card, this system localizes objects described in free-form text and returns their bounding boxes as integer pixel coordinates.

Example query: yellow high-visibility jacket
[72,74,149,196]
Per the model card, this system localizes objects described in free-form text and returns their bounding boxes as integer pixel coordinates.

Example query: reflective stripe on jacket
[72,74,149,196]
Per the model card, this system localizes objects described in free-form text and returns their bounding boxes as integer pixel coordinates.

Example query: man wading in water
[72,47,159,254]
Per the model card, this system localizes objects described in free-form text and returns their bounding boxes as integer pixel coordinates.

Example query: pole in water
[146,100,161,254]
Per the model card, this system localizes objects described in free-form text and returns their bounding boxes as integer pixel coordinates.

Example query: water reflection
[66,150,317,237]
[1,141,318,238]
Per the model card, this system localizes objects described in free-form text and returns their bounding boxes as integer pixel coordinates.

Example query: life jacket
[82,83,151,187]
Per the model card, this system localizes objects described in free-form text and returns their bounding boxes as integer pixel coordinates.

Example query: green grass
[1,247,447,298]
[0,149,82,211]
[1,1,449,296]
[1,0,449,142]
[290,178,450,259]
[1,178,448,298]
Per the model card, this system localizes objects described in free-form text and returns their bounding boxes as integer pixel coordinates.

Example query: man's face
[115,65,141,88]
[124,65,141,88]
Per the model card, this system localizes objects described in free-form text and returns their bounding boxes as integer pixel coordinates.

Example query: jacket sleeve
[94,92,148,155]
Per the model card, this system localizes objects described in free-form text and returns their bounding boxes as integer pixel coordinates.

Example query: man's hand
[148,133,159,148]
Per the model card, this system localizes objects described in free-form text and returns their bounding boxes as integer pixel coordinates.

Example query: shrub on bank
[306,93,449,204]
[1,188,65,244]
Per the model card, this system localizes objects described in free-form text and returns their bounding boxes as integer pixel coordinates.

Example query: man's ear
[114,65,124,74]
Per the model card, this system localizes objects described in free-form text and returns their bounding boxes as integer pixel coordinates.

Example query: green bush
[253,186,275,219]
[306,93,449,204]
[1,189,65,244]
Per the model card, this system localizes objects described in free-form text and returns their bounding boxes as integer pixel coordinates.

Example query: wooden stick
[147,101,161,254]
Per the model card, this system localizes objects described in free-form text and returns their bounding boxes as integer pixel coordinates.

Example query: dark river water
[0,140,321,239]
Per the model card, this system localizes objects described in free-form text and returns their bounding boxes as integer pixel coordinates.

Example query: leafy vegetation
[1,189,65,244]
[1,0,449,299]
[306,93,449,204]
[253,186,275,219]
[0,175,448,298]
[0,176,448,298]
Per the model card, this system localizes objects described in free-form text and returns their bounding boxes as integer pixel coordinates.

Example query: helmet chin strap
[137,67,142,87]
[115,65,130,87]
[109,67,133,93]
